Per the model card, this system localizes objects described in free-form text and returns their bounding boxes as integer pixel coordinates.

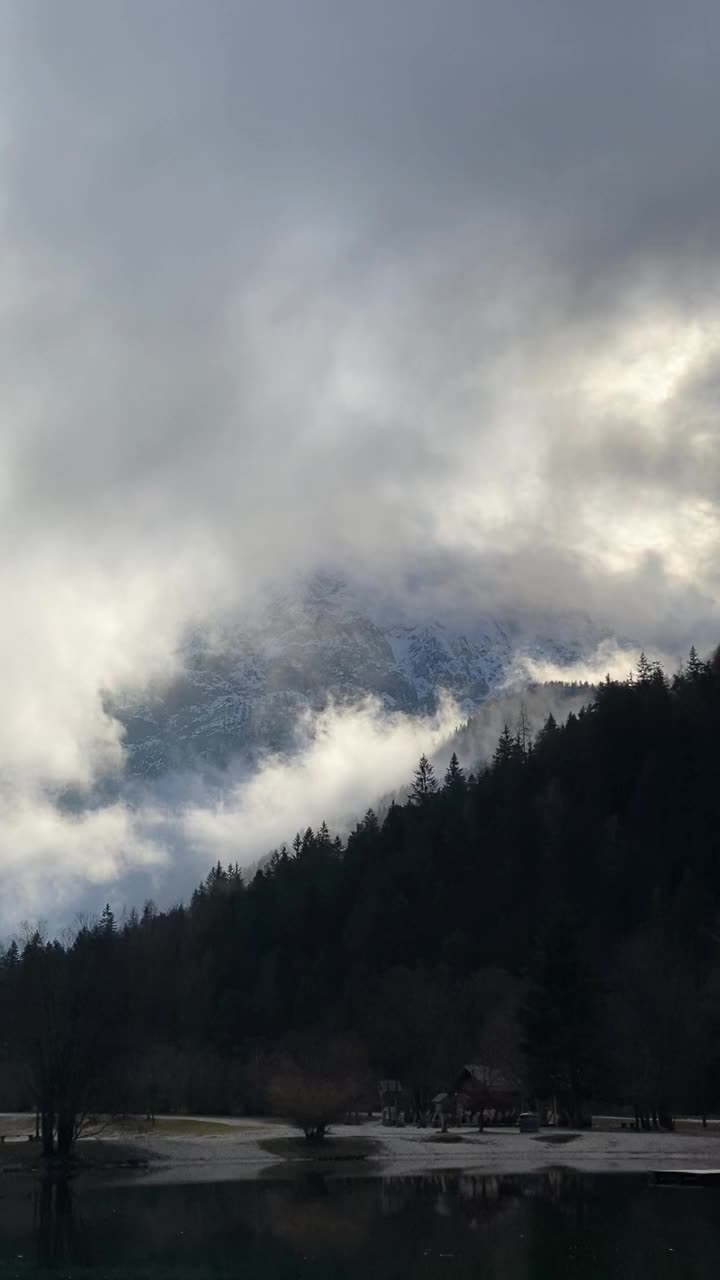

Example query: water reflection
[35,1178,72,1267]
[1,1168,718,1277]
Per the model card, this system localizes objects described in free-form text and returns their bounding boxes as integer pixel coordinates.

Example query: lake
[1,1169,719,1278]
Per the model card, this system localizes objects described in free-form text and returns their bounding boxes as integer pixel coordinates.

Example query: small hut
[454,1063,523,1126]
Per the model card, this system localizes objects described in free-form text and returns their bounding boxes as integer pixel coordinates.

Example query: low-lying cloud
[0,0,719,928]
[180,696,461,865]
[0,789,169,931]
[503,640,676,690]
[0,697,464,931]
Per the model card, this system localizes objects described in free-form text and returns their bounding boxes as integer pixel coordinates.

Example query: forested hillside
[3,648,720,1147]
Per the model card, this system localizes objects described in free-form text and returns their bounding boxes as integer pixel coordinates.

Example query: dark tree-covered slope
[3,648,720,1128]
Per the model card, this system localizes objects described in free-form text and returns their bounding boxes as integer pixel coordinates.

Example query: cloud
[0,0,718,925]
[0,788,168,931]
[0,698,462,931]
[180,695,462,861]
[503,639,667,689]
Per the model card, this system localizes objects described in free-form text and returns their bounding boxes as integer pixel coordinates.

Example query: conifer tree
[444,752,466,790]
[536,711,558,743]
[636,651,653,683]
[362,808,379,833]
[409,754,438,803]
[493,725,515,767]
[100,904,116,935]
[687,645,705,680]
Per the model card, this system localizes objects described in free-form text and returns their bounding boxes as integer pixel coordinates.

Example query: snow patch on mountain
[106,577,613,779]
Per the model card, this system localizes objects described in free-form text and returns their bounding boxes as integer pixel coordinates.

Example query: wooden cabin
[453,1063,523,1126]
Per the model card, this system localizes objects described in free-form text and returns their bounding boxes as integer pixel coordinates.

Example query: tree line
[2,646,720,1150]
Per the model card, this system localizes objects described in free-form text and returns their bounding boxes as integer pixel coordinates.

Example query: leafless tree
[267,1038,370,1141]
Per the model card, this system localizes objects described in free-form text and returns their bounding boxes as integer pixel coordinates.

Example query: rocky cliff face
[107,577,602,777]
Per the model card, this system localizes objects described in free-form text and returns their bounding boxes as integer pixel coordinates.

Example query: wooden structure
[453,1063,523,1126]
[378,1078,407,1126]
[430,1091,454,1129]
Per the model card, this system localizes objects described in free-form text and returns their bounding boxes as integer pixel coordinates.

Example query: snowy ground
[4,1112,720,1185]
[84,1117,720,1186]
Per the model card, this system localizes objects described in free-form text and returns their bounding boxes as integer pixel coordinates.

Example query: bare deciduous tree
[267,1038,370,1142]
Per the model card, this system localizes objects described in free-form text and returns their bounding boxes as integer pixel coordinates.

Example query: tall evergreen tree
[444,752,466,790]
[686,645,705,680]
[100,904,116,935]
[493,725,515,767]
[408,754,438,803]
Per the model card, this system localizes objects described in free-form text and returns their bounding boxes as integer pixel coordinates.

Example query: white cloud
[181,696,461,865]
[0,789,168,931]
[0,696,465,930]
[503,640,676,689]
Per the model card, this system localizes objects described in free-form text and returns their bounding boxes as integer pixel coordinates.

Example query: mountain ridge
[106,579,612,778]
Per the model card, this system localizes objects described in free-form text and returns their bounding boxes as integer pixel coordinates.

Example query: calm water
[1,1169,719,1278]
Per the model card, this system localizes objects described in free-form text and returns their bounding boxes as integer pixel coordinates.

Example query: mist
[0,1,718,928]
[2,697,463,931]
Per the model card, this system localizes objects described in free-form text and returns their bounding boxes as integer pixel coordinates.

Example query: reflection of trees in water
[33,1178,86,1269]
[13,1170,720,1280]
[234,1172,535,1266]
[381,1171,530,1219]
[243,1176,378,1256]
[270,1174,718,1279]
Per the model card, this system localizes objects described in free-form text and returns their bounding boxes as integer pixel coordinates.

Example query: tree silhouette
[408,754,438,803]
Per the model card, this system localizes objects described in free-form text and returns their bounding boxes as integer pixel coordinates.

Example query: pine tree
[536,711,558,749]
[141,899,157,924]
[444,752,466,790]
[409,754,438,803]
[100,904,116,935]
[687,645,705,680]
[493,725,515,767]
[362,808,379,834]
[636,651,653,683]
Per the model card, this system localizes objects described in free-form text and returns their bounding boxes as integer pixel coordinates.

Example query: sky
[0,0,719,929]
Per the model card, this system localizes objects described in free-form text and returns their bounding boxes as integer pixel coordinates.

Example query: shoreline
[4,1116,720,1186]
[87,1118,720,1187]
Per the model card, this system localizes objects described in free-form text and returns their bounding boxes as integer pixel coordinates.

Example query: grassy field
[0,1112,238,1174]
[123,1118,237,1138]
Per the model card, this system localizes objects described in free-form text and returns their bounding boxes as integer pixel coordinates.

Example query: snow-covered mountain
[107,576,605,778]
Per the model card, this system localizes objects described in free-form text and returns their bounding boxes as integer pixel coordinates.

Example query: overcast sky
[0,0,719,928]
